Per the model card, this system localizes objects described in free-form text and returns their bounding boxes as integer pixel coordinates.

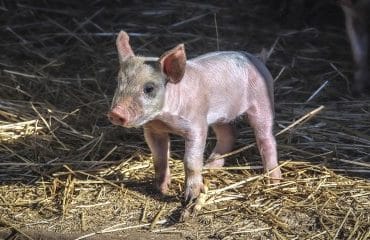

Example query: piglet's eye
[143,82,156,96]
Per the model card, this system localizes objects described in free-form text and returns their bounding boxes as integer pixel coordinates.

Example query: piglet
[108,31,282,202]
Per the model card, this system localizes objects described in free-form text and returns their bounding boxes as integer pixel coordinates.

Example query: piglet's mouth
[107,106,132,127]
[107,109,146,128]
[107,114,144,128]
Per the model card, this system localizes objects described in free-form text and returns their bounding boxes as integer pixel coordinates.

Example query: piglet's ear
[159,44,186,83]
[116,31,134,62]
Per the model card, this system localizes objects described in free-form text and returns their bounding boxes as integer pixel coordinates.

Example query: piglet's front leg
[183,125,207,203]
[144,128,171,194]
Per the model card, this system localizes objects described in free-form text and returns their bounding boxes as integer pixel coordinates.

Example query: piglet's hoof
[180,185,208,222]
[184,180,205,203]
[266,167,282,184]
[155,176,171,195]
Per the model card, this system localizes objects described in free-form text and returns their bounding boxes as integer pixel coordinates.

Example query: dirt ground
[0,0,369,239]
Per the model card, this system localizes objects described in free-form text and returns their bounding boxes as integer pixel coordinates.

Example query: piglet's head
[108,31,187,128]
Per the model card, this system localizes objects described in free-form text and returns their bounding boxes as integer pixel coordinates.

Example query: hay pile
[0,1,369,239]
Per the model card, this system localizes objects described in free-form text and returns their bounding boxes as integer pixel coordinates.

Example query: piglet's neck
[161,80,185,113]
[162,64,199,112]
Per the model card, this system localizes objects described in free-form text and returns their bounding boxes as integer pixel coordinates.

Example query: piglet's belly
[206,106,246,125]
[205,92,249,125]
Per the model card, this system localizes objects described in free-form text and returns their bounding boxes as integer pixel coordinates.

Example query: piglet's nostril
[108,111,127,125]
[117,116,126,124]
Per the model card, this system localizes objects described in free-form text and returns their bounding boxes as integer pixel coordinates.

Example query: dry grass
[0,0,369,239]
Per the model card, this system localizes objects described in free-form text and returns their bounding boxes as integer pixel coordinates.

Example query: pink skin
[205,123,237,168]
[109,31,282,202]
[144,127,171,194]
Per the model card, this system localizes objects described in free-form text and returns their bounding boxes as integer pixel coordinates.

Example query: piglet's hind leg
[205,123,236,168]
[246,108,281,183]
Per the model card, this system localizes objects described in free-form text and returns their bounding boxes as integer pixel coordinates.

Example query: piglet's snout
[108,106,128,126]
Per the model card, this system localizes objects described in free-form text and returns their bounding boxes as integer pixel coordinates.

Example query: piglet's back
[186,51,273,124]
